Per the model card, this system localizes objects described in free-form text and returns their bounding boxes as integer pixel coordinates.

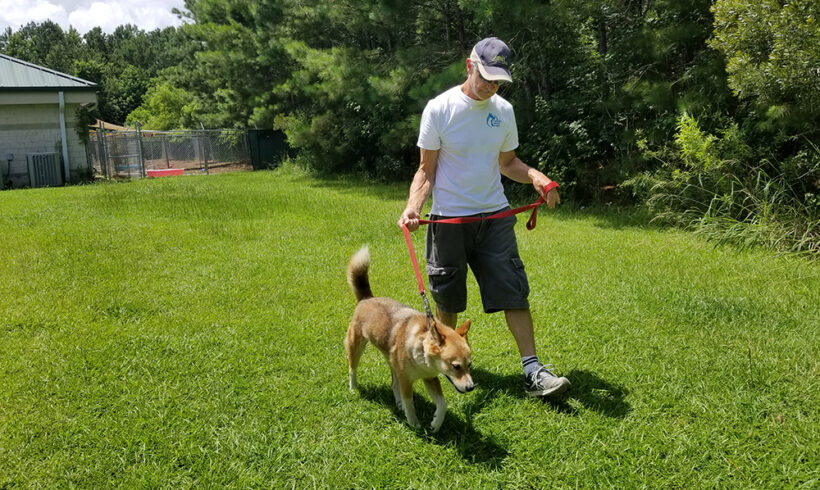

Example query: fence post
[98,121,109,179]
[98,127,106,179]
[136,121,146,178]
[243,129,252,169]
[200,122,209,174]
[163,135,171,168]
[95,124,102,178]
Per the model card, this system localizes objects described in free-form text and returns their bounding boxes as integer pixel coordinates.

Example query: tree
[126,82,196,129]
[710,0,820,114]
[1,21,77,73]
[0,21,195,125]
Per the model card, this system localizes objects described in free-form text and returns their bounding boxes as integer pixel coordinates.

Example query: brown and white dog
[345,246,474,432]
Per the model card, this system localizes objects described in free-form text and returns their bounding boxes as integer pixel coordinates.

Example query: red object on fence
[146,168,184,178]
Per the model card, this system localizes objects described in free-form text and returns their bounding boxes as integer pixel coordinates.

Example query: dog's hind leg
[423,377,446,432]
[345,323,366,391]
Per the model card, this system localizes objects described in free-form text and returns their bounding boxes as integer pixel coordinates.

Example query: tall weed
[649,114,819,256]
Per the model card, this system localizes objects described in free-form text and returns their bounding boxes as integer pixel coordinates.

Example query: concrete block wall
[0,103,91,188]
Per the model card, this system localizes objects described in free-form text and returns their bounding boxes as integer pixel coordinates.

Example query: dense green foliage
[173,0,743,190]
[711,0,820,111]
[644,0,820,254]
[1,169,817,486]
[124,81,197,129]
[1,0,817,252]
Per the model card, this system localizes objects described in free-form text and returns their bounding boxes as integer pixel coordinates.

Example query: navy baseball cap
[470,37,512,82]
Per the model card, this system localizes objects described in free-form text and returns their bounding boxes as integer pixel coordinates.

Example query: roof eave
[0,86,99,92]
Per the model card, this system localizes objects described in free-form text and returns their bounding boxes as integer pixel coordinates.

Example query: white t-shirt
[417,85,519,216]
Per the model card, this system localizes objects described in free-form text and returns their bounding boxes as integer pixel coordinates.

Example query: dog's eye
[451,363,462,370]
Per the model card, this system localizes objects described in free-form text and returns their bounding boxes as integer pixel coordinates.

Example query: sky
[0,0,188,35]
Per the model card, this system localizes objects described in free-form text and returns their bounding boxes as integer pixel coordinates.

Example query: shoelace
[534,364,559,380]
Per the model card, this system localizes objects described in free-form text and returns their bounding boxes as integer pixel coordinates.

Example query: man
[397,37,570,397]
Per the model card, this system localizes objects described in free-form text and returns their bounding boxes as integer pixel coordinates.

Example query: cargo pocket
[426,264,458,288]
[425,263,465,311]
[511,258,530,298]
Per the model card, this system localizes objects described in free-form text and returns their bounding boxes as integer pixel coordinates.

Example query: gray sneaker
[524,365,570,397]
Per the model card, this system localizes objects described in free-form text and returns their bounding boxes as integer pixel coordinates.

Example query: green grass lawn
[1,166,817,487]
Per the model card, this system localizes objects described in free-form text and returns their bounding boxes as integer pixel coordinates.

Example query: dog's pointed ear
[429,318,444,345]
[456,319,471,338]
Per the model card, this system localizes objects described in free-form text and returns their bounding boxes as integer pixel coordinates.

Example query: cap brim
[476,62,512,83]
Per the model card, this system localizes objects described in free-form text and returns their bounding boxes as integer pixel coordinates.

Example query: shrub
[650,113,819,255]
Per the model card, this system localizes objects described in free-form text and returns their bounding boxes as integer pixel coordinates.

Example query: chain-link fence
[88,126,255,179]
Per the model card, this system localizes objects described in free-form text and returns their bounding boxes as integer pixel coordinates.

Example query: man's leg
[506,308,570,397]
[436,307,458,329]
[426,216,470,326]
[505,308,536,357]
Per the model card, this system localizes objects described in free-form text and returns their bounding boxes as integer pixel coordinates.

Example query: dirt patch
[144,159,253,175]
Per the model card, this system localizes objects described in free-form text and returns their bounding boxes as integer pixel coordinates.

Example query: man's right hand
[398,208,421,231]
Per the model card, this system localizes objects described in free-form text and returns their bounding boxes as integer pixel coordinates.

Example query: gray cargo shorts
[425,207,530,314]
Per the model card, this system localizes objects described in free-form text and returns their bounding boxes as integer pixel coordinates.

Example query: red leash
[400,182,559,315]
[400,223,435,317]
[413,181,559,231]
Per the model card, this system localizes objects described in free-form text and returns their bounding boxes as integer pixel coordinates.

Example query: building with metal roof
[0,53,98,188]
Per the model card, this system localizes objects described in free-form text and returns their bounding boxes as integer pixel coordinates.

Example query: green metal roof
[0,53,97,90]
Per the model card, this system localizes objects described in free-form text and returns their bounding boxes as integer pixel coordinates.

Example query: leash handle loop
[526,181,560,230]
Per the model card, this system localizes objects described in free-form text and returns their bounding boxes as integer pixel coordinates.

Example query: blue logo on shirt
[486,113,502,128]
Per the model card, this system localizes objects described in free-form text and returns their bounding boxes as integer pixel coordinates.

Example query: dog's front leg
[423,377,446,432]
[391,370,402,410]
[397,375,420,429]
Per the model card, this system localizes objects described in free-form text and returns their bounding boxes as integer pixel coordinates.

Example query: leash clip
[421,291,434,317]
[421,291,435,330]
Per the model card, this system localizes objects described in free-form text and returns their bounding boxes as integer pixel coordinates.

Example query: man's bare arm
[398,148,440,230]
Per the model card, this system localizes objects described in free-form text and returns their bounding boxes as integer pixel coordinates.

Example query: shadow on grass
[470,367,631,418]
[566,205,683,236]
[357,384,509,468]
[356,367,628,467]
[302,173,406,202]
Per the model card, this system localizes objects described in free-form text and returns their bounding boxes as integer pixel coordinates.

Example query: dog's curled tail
[347,246,373,302]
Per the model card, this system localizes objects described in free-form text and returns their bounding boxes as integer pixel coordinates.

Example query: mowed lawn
[0,166,817,488]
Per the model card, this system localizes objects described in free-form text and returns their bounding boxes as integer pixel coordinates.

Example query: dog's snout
[465,383,475,392]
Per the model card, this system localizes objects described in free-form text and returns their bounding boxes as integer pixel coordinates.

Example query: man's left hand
[532,177,560,209]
